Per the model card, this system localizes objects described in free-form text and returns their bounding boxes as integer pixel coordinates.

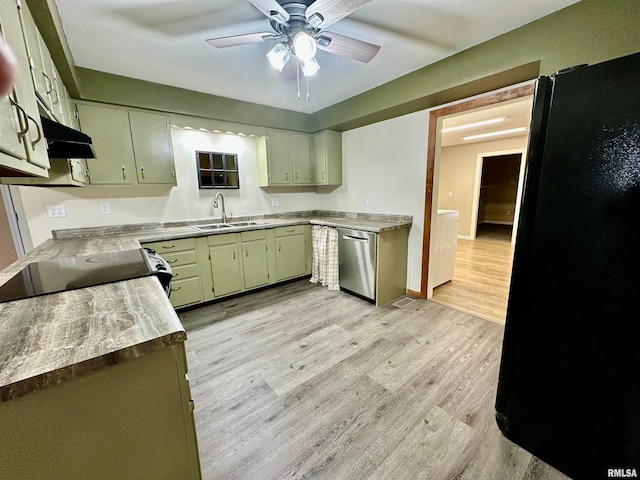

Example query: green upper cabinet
[312,130,342,186]
[76,102,176,186]
[76,102,136,185]
[257,129,313,186]
[291,132,311,184]
[256,129,340,187]
[129,110,175,184]
[0,0,49,177]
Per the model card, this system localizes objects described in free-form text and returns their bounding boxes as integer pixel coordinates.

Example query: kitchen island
[0,211,410,479]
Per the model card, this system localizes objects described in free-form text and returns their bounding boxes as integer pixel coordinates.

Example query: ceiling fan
[205,0,380,82]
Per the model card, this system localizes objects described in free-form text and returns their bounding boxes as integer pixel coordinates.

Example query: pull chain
[306,74,310,101]
[296,57,301,100]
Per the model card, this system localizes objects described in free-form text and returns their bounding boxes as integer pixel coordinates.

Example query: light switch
[272,198,280,207]
[448,191,453,197]
[365,196,372,206]
[47,205,66,218]
[100,202,111,215]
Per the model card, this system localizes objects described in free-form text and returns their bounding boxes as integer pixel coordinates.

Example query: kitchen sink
[227,221,268,227]
[191,221,269,231]
[191,224,232,231]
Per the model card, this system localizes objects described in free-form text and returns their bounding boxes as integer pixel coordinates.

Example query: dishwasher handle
[342,234,369,243]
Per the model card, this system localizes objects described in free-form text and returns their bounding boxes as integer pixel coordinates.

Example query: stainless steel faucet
[213,192,227,223]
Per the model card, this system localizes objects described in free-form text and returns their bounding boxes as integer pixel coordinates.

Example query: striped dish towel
[310,225,339,290]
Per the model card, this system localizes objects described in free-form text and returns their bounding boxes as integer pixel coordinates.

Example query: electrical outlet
[47,205,66,218]
[100,202,111,215]
[272,197,280,207]
[448,191,453,197]
[365,196,372,206]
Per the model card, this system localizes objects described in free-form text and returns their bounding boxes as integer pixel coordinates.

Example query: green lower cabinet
[209,244,243,297]
[169,276,204,308]
[275,234,306,281]
[242,240,269,289]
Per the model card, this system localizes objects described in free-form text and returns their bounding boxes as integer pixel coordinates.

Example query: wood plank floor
[178,281,569,480]
[431,235,515,325]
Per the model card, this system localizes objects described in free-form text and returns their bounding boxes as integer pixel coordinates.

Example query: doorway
[471,150,526,245]
[0,185,21,270]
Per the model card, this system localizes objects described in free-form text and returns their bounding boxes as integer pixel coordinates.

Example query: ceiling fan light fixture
[266,43,290,71]
[293,31,317,61]
[300,57,320,77]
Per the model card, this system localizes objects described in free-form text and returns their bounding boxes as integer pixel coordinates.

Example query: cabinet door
[169,277,204,309]
[291,132,311,184]
[267,129,291,185]
[16,2,50,108]
[242,239,269,289]
[275,234,306,280]
[0,0,48,173]
[209,244,243,297]
[129,110,176,185]
[77,103,136,185]
[312,130,342,186]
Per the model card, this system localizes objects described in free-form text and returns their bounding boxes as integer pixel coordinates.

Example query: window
[196,151,239,189]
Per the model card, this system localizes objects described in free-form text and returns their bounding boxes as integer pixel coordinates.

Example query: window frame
[196,150,240,189]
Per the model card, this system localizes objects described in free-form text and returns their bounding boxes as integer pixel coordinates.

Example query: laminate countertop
[0,212,411,403]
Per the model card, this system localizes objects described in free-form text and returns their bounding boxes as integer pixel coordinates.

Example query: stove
[0,248,173,304]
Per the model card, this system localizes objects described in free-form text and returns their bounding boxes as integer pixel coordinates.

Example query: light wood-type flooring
[431,230,515,324]
[179,281,568,480]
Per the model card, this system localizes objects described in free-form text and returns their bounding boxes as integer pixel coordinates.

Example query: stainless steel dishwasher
[337,228,377,302]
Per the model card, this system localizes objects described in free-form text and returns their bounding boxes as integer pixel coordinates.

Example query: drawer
[171,263,200,281]
[169,277,203,308]
[143,237,195,253]
[162,250,197,267]
[241,229,266,242]
[275,225,305,237]
[208,232,238,246]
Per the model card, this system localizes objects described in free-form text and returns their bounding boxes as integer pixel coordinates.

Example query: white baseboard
[457,235,473,240]
[479,221,514,226]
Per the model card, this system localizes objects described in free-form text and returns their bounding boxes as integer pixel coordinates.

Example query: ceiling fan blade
[246,0,290,23]
[306,0,373,28]
[316,32,380,63]
[206,32,275,48]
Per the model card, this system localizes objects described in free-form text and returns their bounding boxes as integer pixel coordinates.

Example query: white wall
[317,110,429,293]
[14,128,318,247]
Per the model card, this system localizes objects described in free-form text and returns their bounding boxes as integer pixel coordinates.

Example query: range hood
[40,116,96,159]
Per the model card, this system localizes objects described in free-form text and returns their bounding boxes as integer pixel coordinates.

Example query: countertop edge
[0,331,186,403]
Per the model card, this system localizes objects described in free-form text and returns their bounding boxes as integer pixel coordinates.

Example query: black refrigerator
[495,51,640,480]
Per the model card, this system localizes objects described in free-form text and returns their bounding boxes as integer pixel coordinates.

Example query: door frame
[0,185,25,258]
[471,148,527,244]
[418,83,535,298]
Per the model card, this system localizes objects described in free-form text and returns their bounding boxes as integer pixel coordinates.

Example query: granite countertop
[0,237,185,402]
[0,211,411,402]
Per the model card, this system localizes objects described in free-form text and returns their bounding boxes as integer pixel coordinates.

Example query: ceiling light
[266,43,290,72]
[442,117,509,133]
[300,57,320,77]
[293,32,317,61]
[462,127,527,141]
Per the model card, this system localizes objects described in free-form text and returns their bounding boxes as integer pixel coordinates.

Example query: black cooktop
[0,249,153,304]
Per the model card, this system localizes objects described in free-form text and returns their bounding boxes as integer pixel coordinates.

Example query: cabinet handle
[9,97,29,140]
[122,166,126,179]
[25,113,42,150]
[245,247,248,258]
[278,244,281,252]
[322,172,325,181]
[285,172,289,181]
[162,244,176,249]
[173,272,180,278]
[287,229,295,233]
[295,172,298,180]
[171,286,182,292]
[43,73,53,94]
[52,86,60,106]
[140,166,145,179]
[168,258,179,264]
[233,249,236,259]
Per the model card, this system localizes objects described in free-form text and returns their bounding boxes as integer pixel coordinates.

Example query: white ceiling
[440,96,534,147]
[54,0,579,114]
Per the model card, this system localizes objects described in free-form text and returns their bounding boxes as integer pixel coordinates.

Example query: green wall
[28,0,640,133]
